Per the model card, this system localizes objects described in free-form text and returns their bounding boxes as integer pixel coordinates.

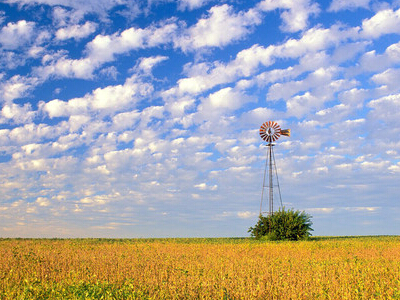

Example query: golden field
[0,236,400,299]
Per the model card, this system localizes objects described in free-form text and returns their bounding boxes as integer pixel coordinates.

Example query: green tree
[248,207,313,241]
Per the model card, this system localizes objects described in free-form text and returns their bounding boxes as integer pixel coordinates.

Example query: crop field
[1,236,400,299]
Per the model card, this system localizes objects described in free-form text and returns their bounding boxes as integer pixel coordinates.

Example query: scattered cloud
[361,8,400,38]
[0,20,35,49]
[178,0,211,11]
[329,0,371,12]
[176,4,263,51]
[55,21,97,41]
[1,1,400,237]
[258,0,320,32]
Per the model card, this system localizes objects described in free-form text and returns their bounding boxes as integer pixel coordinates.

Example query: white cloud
[274,25,359,58]
[206,87,243,110]
[306,207,335,214]
[371,68,400,94]
[361,8,400,38]
[68,115,91,132]
[268,67,339,101]
[87,28,147,63]
[0,11,5,25]
[177,4,262,51]
[331,41,371,64]
[173,24,360,97]
[163,94,196,118]
[351,41,400,74]
[0,51,26,69]
[37,21,177,79]
[343,206,380,212]
[9,123,68,144]
[52,6,85,27]
[194,87,252,125]
[174,44,275,95]
[239,107,277,128]
[178,0,211,11]
[87,21,176,63]
[0,75,39,102]
[28,46,46,59]
[0,20,35,49]
[1,103,36,124]
[368,93,400,125]
[286,92,320,118]
[41,74,153,118]
[338,88,369,106]
[55,21,97,40]
[91,76,153,111]
[35,56,96,80]
[258,0,320,32]
[329,0,371,12]
[5,0,130,19]
[36,197,50,207]
[40,99,72,118]
[112,110,140,131]
[237,211,256,219]
[99,66,118,80]
[194,182,218,190]
[389,162,400,173]
[135,55,169,74]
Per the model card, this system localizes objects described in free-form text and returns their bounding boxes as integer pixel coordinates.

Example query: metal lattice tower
[259,121,290,216]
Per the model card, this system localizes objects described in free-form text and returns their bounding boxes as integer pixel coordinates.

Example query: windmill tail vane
[280,129,290,137]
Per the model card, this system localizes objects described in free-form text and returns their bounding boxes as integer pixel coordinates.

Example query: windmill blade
[259,121,281,142]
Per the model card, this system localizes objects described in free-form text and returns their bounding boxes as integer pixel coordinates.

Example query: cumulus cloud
[172,44,275,96]
[368,93,400,125]
[134,55,169,75]
[178,0,211,11]
[355,41,400,73]
[371,68,400,94]
[35,56,95,80]
[1,103,36,124]
[361,8,400,38]
[237,211,256,219]
[0,75,39,102]
[36,21,177,80]
[257,0,320,32]
[176,4,262,51]
[172,24,360,97]
[41,74,153,118]
[91,76,153,111]
[328,0,371,12]
[194,182,218,190]
[55,21,97,40]
[0,20,35,49]
[52,6,85,27]
[194,87,253,125]
[5,0,131,19]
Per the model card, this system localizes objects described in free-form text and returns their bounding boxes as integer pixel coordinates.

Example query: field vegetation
[248,208,313,240]
[1,236,400,299]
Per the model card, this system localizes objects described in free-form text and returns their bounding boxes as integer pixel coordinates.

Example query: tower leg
[268,143,273,216]
[260,143,282,216]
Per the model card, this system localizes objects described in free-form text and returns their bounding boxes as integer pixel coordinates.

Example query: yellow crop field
[1,237,400,299]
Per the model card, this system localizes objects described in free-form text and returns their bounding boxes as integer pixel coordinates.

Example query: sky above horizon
[0,0,400,238]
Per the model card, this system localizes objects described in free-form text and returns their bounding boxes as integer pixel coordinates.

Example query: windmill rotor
[259,121,290,143]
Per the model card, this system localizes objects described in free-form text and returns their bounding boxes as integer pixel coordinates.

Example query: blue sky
[0,0,399,238]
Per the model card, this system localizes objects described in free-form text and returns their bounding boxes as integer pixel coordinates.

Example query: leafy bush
[248,207,313,241]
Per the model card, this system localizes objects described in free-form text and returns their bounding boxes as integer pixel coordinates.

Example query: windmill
[259,121,290,216]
